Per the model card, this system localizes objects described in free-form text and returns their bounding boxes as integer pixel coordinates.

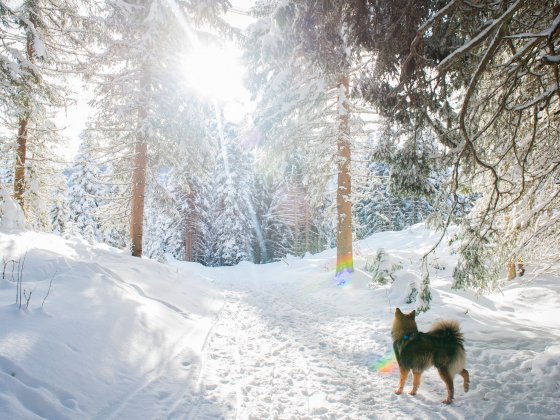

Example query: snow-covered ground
[0,225,559,419]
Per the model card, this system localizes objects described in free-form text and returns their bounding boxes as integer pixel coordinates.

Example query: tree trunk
[13,23,35,213]
[14,117,28,211]
[130,138,147,257]
[185,194,194,261]
[130,62,150,258]
[304,202,310,252]
[336,74,353,275]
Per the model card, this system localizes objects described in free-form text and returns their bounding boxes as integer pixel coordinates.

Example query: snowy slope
[0,232,222,419]
[0,225,559,419]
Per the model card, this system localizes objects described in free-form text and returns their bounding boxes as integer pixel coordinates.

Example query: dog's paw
[394,388,403,395]
[442,397,453,404]
[408,389,417,396]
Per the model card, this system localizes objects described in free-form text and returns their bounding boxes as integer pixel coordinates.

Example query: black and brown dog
[392,308,470,404]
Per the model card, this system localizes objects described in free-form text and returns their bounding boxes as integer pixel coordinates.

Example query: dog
[391,308,470,404]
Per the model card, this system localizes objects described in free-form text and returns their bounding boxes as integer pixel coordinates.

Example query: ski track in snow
[89,262,216,420]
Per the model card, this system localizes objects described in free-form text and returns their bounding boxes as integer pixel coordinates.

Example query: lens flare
[333,271,351,287]
[334,254,354,287]
[369,352,397,374]
[336,254,354,272]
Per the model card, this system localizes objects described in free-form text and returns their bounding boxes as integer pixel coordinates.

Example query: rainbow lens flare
[336,254,354,273]
[334,254,354,287]
[333,269,352,287]
[369,352,397,374]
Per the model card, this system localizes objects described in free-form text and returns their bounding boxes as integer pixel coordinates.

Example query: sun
[182,43,247,105]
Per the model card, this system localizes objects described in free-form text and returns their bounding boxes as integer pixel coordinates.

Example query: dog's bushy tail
[429,320,465,347]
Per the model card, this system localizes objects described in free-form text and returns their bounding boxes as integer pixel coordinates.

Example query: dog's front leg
[395,366,410,395]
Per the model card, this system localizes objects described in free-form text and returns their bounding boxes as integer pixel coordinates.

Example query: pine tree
[144,168,201,262]
[245,1,372,274]
[355,163,394,236]
[261,166,318,259]
[345,0,560,299]
[88,0,230,257]
[182,174,213,264]
[0,0,98,215]
[50,183,68,235]
[252,171,274,263]
[207,132,256,266]
[66,143,102,243]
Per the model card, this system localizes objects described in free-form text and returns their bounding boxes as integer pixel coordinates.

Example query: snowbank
[0,231,222,419]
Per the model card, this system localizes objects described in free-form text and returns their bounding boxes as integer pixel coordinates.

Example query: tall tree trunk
[14,116,28,211]
[336,74,353,275]
[13,23,35,213]
[185,194,194,261]
[185,222,193,261]
[130,137,147,257]
[130,63,150,258]
[304,202,310,252]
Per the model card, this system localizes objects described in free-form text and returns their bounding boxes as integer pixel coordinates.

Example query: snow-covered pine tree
[143,175,183,262]
[24,147,66,231]
[355,159,435,240]
[261,164,319,260]
[0,0,99,216]
[351,0,560,297]
[183,175,213,264]
[251,171,274,263]
[66,142,102,243]
[143,167,214,263]
[88,0,230,257]
[50,183,69,235]
[207,127,256,266]
[355,163,395,237]
[97,172,128,250]
[245,1,372,274]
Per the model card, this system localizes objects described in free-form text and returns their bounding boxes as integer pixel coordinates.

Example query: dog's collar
[394,333,416,350]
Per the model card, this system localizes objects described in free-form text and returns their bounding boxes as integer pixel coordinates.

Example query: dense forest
[1,0,558,310]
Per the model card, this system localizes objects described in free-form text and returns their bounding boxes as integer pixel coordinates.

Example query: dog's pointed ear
[395,307,403,315]
[409,310,416,319]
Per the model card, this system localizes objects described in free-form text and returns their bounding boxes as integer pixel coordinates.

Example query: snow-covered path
[183,261,473,420]
[178,255,560,420]
[190,280,385,419]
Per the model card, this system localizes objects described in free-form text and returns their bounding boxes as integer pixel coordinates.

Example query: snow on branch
[540,55,560,65]
[437,0,523,73]
[545,12,560,39]
[511,85,560,111]
[503,12,560,40]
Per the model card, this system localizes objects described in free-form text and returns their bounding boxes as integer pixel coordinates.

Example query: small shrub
[365,248,402,286]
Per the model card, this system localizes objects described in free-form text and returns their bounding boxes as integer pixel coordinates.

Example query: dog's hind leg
[409,371,422,395]
[395,366,410,395]
[460,369,470,392]
[437,368,454,404]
